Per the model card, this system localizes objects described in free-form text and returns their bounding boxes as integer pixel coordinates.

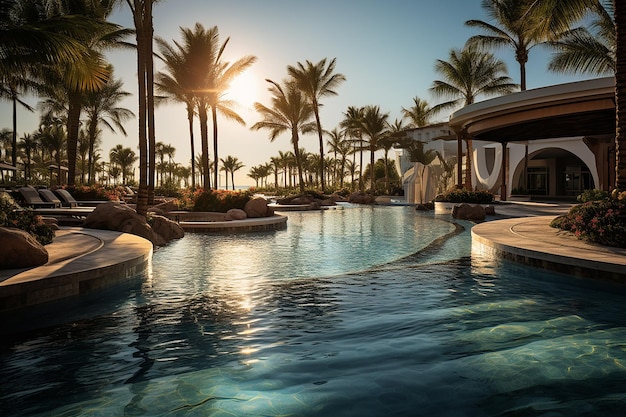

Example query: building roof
[449,77,615,143]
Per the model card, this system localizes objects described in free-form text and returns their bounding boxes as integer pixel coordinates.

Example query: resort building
[399,77,616,203]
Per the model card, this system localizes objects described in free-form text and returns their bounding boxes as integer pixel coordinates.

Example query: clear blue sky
[1,0,592,186]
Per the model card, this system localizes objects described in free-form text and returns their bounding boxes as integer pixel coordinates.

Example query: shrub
[577,189,608,203]
[550,198,626,248]
[434,189,494,204]
[64,184,120,201]
[192,189,252,212]
[0,193,55,245]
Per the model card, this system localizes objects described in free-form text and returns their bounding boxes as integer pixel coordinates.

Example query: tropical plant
[434,189,494,203]
[401,96,435,128]
[547,0,615,76]
[0,193,54,245]
[82,67,134,184]
[220,155,244,190]
[359,105,389,191]
[155,33,198,188]
[340,106,365,190]
[251,79,315,193]
[287,58,346,191]
[466,0,545,90]
[193,189,252,212]
[430,43,517,189]
[109,144,137,185]
[126,0,158,216]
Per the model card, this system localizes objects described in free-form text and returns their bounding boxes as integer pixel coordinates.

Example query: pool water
[2,205,626,416]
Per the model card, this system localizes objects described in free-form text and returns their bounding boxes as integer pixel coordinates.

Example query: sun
[227,70,259,109]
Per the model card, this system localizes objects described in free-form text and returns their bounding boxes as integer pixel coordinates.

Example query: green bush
[550,198,626,248]
[434,189,494,204]
[577,189,609,203]
[0,193,55,245]
[192,189,252,212]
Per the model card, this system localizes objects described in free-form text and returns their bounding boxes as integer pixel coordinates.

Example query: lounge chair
[53,189,79,208]
[17,186,56,208]
[38,189,62,208]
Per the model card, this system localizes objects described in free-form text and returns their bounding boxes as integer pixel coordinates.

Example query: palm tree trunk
[146,15,156,205]
[198,102,210,189]
[66,92,82,187]
[292,130,306,193]
[212,106,219,190]
[314,109,325,191]
[231,171,235,190]
[187,106,195,189]
[616,0,626,191]
[370,147,375,191]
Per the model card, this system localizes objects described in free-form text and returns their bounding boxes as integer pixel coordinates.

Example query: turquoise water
[2,205,626,416]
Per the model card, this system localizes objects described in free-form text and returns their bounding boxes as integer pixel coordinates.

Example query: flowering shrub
[192,189,252,212]
[577,189,608,203]
[62,185,121,201]
[0,193,55,245]
[550,195,626,248]
[434,189,494,204]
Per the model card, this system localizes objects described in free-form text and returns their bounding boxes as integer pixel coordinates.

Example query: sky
[0,0,593,187]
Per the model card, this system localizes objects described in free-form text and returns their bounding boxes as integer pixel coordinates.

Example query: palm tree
[401,97,435,128]
[287,58,346,191]
[359,105,389,191]
[466,0,545,91]
[155,34,198,188]
[18,133,38,182]
[430,44,517,189]
[126,0,157,216]
[0,72,34,170]
[251,79,315,193]
[383,119,408,193]
[340,106,365,190]
[220,155,244,190]
[110,144,137,185]
[547,0,615,76]
[529,0,624,191]
[82,68,133,184]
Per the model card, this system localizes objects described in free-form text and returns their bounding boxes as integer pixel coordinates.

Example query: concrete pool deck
[1,201,625,313]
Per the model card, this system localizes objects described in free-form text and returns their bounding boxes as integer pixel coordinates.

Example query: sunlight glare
[227,70,259,109]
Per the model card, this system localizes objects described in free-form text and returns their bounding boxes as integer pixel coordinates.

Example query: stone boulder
[244,197,273,218]
[225,208,247,221]
[83,202,183,246]
[150,215,185,246]
[485,205,496,216]
[349,191,376,204]
[452,203,486,221]
[0,227,48,269]
[148,200,179,216]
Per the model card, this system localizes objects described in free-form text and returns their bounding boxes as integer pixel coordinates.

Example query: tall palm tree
[466,0,545,91]
[325,128,344,187]
[529,0,624,191]
[126,0,157,216]
[41,1,127,189]
[0,73,34,170]
[430,44,517,189]
[155,34,198,188]
[401,96,434,128]
[18,132,38,182]
[82,68,134,184]
[383,118,408,193]
[287,58,346,191]
[359,105,389,191]
[220,155,244,190]
[340,106,365,190]
[547,0,615,76]
[251,79,315,193]
[110,144,137,185]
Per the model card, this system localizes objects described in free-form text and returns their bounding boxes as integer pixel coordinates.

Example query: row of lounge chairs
[17,186,79,209]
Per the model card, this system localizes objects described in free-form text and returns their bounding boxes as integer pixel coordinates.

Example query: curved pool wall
[3,205,626,416]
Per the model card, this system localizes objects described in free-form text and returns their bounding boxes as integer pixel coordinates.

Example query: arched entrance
[511,147,595,198]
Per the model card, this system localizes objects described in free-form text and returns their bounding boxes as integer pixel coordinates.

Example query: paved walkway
[473,201,626,282]
[0,228,153,312]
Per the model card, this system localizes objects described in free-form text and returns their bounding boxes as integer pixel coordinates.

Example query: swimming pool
[2,205,626,416]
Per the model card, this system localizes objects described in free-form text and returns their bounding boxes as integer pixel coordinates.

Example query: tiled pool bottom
[3,207,626,416]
